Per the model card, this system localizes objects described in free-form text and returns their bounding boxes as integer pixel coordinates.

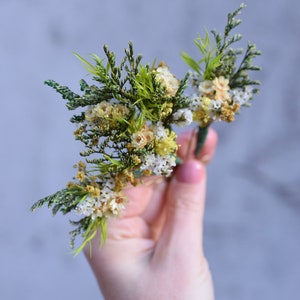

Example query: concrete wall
[1,0,299,299]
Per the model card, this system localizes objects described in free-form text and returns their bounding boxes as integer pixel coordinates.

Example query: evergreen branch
[31,189,69,212]
[44,80,80,101]
[175,73,189,97]
[230,42,262,88]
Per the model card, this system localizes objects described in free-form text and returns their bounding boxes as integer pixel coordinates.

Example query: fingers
[177,127,218,164]
[154,160,207,261]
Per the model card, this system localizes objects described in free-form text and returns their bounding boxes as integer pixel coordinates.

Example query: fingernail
[176,160,204,183]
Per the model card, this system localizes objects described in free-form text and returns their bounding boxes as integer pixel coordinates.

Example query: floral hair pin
[31,3,261,254]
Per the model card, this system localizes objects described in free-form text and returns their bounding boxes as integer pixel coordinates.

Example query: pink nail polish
[176,160,203,183]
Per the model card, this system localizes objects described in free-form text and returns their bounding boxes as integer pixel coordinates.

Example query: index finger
[176,127,218,164]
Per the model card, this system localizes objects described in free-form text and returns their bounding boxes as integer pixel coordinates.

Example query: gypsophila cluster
[31,3,261,254]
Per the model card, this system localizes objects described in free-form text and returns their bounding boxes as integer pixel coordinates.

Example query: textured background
[1,0,299,299]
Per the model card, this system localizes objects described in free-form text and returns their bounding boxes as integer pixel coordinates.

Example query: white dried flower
[152,121,167,140]
[231,86,253,105]
[199,80,214,95]
[172,108,193,127]
[140,153,176,177]
[155,63,180,96]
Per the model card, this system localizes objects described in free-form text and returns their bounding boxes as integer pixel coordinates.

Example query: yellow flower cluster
[114,170,137,191]
[86,184,101,198]
[85,101,130,130]
[155,129,178,156]
[193,97,212,128]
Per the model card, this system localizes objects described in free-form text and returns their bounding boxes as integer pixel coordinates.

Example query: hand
[85,128,218,300]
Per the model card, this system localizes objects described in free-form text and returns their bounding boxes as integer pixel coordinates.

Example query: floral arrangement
[31,3,261,254]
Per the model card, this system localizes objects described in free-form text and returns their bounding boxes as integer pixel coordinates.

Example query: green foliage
[31,187,86,215]
[31,187,101,251]
[229,42,262,89]
[181,3,261,156]
[32,41,190,251]
[181,30,222,80]
[70,217,108,256]
[181,2,261,90]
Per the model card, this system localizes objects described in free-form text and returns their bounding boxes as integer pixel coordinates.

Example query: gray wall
[1,0,299,299]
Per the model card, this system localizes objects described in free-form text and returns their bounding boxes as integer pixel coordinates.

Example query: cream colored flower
[199,80,214,95]
[94,101,113,118]
[213,76,230,100]
[112,104,130,119]
[213,76,229,91]
[131,131,148,149]
[108,194,127,216]
[155,62,180,96]
[84,106,97,122]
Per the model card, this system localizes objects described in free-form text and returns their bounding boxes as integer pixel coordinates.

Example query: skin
[85,128,218,300]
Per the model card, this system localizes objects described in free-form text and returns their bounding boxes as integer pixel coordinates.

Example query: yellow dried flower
[115,172,130,191]
[143,169,152,177]
[193,109,211,128]
[155,130,178,156]
[161,102,173,117]
[85,184,101,198]
[220,101,240,122]
[66,181,75,188]
[76,171,85,182]
[132,155,141,165]
[91,187,101,198]
[202,97,211,111]
[73,126,86,136]
[124,170,138,186]
[86,185,95,193]
[78,161,86,169]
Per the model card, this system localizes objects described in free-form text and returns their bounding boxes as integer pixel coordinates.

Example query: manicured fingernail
[176,160,204,183]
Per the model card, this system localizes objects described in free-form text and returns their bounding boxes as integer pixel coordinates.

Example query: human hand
[85,128,218,300]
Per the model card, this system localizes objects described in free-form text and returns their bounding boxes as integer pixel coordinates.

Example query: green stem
[195,126,209,156]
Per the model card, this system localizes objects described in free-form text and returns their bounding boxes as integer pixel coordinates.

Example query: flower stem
[195,126,209,156]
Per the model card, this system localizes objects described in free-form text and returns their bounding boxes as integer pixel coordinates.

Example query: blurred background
[1,0,299,299]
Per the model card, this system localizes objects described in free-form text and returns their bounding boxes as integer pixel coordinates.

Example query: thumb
[156,160,207,258]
